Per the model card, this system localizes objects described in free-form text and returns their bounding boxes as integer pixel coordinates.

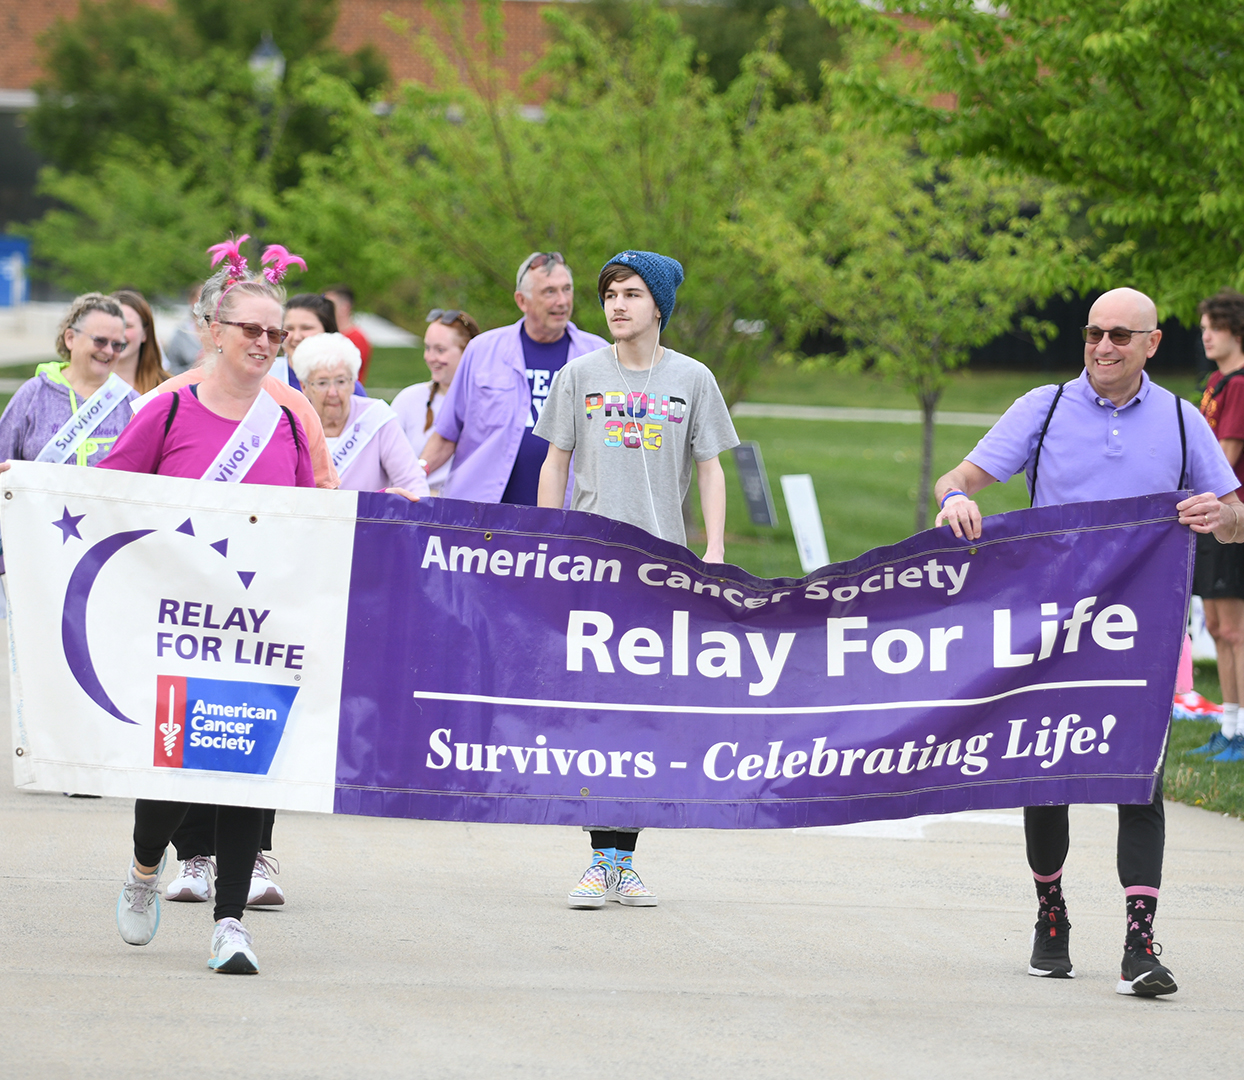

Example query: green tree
[814,0,1244,322]
[731,112,1082,529]
[561,0,840,99]
[277,0,787,401]
[28,0,388,192]
[23,0,388,294]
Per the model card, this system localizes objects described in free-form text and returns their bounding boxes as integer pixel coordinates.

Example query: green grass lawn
[706,416,1031,577]
[744,363,1207,414]
[1166,719,1244,819]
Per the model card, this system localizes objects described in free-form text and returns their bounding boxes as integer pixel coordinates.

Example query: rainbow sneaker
[611,867,658,907]
[568,861,616,909]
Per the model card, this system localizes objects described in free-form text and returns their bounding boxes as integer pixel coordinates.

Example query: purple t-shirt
[99,385,315,487]
[967,370,1237,505]
[500,325,571,505]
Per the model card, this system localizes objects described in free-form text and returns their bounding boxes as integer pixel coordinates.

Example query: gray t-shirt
[534,345,739,544]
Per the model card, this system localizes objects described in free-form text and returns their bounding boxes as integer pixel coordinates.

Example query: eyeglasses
[70,326,127,354]
[1081,325,1155,346]
[426,309,465,326]
[218,320,290,345]
[307,377,353,391]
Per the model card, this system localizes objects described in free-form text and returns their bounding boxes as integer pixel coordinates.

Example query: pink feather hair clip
[207,234,251,279]
[261,244,307,285]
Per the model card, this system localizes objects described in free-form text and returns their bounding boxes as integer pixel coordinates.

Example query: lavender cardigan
[0,363,136,466]
[434,318,607,504]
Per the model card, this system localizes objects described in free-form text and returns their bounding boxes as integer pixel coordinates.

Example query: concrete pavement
[3,676,1243,1077]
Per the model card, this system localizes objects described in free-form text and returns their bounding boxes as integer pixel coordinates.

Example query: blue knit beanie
[598,250,685,332]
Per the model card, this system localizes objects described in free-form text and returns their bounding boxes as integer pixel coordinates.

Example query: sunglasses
[516,252,565,288]
[426,309,465,326]
[219,320,290,345]
[1081,325,1155,346]
[70,326,127,354]
[526,251,564,273]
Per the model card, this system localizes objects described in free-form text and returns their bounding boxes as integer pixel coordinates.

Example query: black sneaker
[1117,940,1177,997]
[1029,914,1075,978]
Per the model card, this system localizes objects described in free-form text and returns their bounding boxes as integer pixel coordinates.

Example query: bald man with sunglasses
[420,253,608,506]
[933,287,1242,998]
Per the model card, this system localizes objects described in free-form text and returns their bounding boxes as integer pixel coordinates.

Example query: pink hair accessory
[261,244,307,285]
[207,234,252,279]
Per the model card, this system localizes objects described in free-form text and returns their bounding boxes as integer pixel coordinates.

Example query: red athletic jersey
[1200,368,1244,490]
[344,325,372,384]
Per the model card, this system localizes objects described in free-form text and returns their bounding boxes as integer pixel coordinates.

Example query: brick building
[0,0,558,232]
[0,1,556,94]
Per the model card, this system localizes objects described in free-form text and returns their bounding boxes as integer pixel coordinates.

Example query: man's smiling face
[1083,289,1162,405]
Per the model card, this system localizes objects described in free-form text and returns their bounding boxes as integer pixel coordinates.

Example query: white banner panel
[3,462,357,811]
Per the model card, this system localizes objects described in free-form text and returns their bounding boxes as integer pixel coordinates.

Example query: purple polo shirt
[434,317,609,504]
[968,370,1238,505]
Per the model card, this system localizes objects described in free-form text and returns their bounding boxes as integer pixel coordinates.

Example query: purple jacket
[435,318,608,504]
[0,363,136,467]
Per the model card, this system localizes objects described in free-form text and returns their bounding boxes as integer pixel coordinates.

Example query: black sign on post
[732,441,779,527]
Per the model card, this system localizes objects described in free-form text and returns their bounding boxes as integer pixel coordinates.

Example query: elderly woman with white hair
[293,332,429,493]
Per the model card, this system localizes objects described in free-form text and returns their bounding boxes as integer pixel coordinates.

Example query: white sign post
[779,474,830,573]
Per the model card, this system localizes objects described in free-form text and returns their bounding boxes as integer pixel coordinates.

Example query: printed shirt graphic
[1200,368,1244,490]
[501,326,572,505]
[534,346,739,544]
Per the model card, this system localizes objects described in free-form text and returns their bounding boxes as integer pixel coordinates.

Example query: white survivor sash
[35,373,133,463]
[128,386,160,414]
[202,389,285,483]
[327,400,397,477]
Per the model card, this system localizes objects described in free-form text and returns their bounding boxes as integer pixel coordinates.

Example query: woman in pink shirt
[100,242,313,976]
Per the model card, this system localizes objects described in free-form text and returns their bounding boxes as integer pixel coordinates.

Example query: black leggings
[134,800,263,922]
[1024,766,1165,889]
[172,805,275,860]
[589,830,638,852]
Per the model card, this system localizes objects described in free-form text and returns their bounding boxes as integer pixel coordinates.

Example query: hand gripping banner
[2,462,1190,828]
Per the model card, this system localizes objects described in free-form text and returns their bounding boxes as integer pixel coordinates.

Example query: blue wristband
[939,490,967,509]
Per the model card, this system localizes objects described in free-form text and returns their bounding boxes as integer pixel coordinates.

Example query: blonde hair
[56,293,125,360]
[193,266,286,370]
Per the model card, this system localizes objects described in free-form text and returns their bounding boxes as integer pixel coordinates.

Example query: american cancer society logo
[154,674,298,774]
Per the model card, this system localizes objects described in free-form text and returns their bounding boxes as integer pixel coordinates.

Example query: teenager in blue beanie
[534,251,740,908]
[595,250,685,332]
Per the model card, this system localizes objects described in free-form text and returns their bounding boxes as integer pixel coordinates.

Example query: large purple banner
[335,493,1190,828]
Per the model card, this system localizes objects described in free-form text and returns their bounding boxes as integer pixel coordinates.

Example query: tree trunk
[915,388,941,533]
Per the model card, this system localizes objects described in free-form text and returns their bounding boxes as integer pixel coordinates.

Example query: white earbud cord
[613,337,662,535]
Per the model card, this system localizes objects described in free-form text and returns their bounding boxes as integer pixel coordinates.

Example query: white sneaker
[247,854,285,907]
[166,855,216,902]
[208,917,259,974]
[116,855,165,946]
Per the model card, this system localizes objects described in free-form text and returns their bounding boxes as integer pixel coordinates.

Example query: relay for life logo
[155,674,298,774]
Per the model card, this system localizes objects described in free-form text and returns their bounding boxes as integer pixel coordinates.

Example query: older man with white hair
[419,253,608,506]
[933,287,1243,998]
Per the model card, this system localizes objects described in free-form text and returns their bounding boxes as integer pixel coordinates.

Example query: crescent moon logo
[61,529,155,725]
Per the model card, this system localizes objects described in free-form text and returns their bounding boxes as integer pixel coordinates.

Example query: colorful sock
[1222,703,1239,739]
[615,848,634,871]
[1033,869,1066,923]
[590,846,615,867]
[1124,887,1159,951]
